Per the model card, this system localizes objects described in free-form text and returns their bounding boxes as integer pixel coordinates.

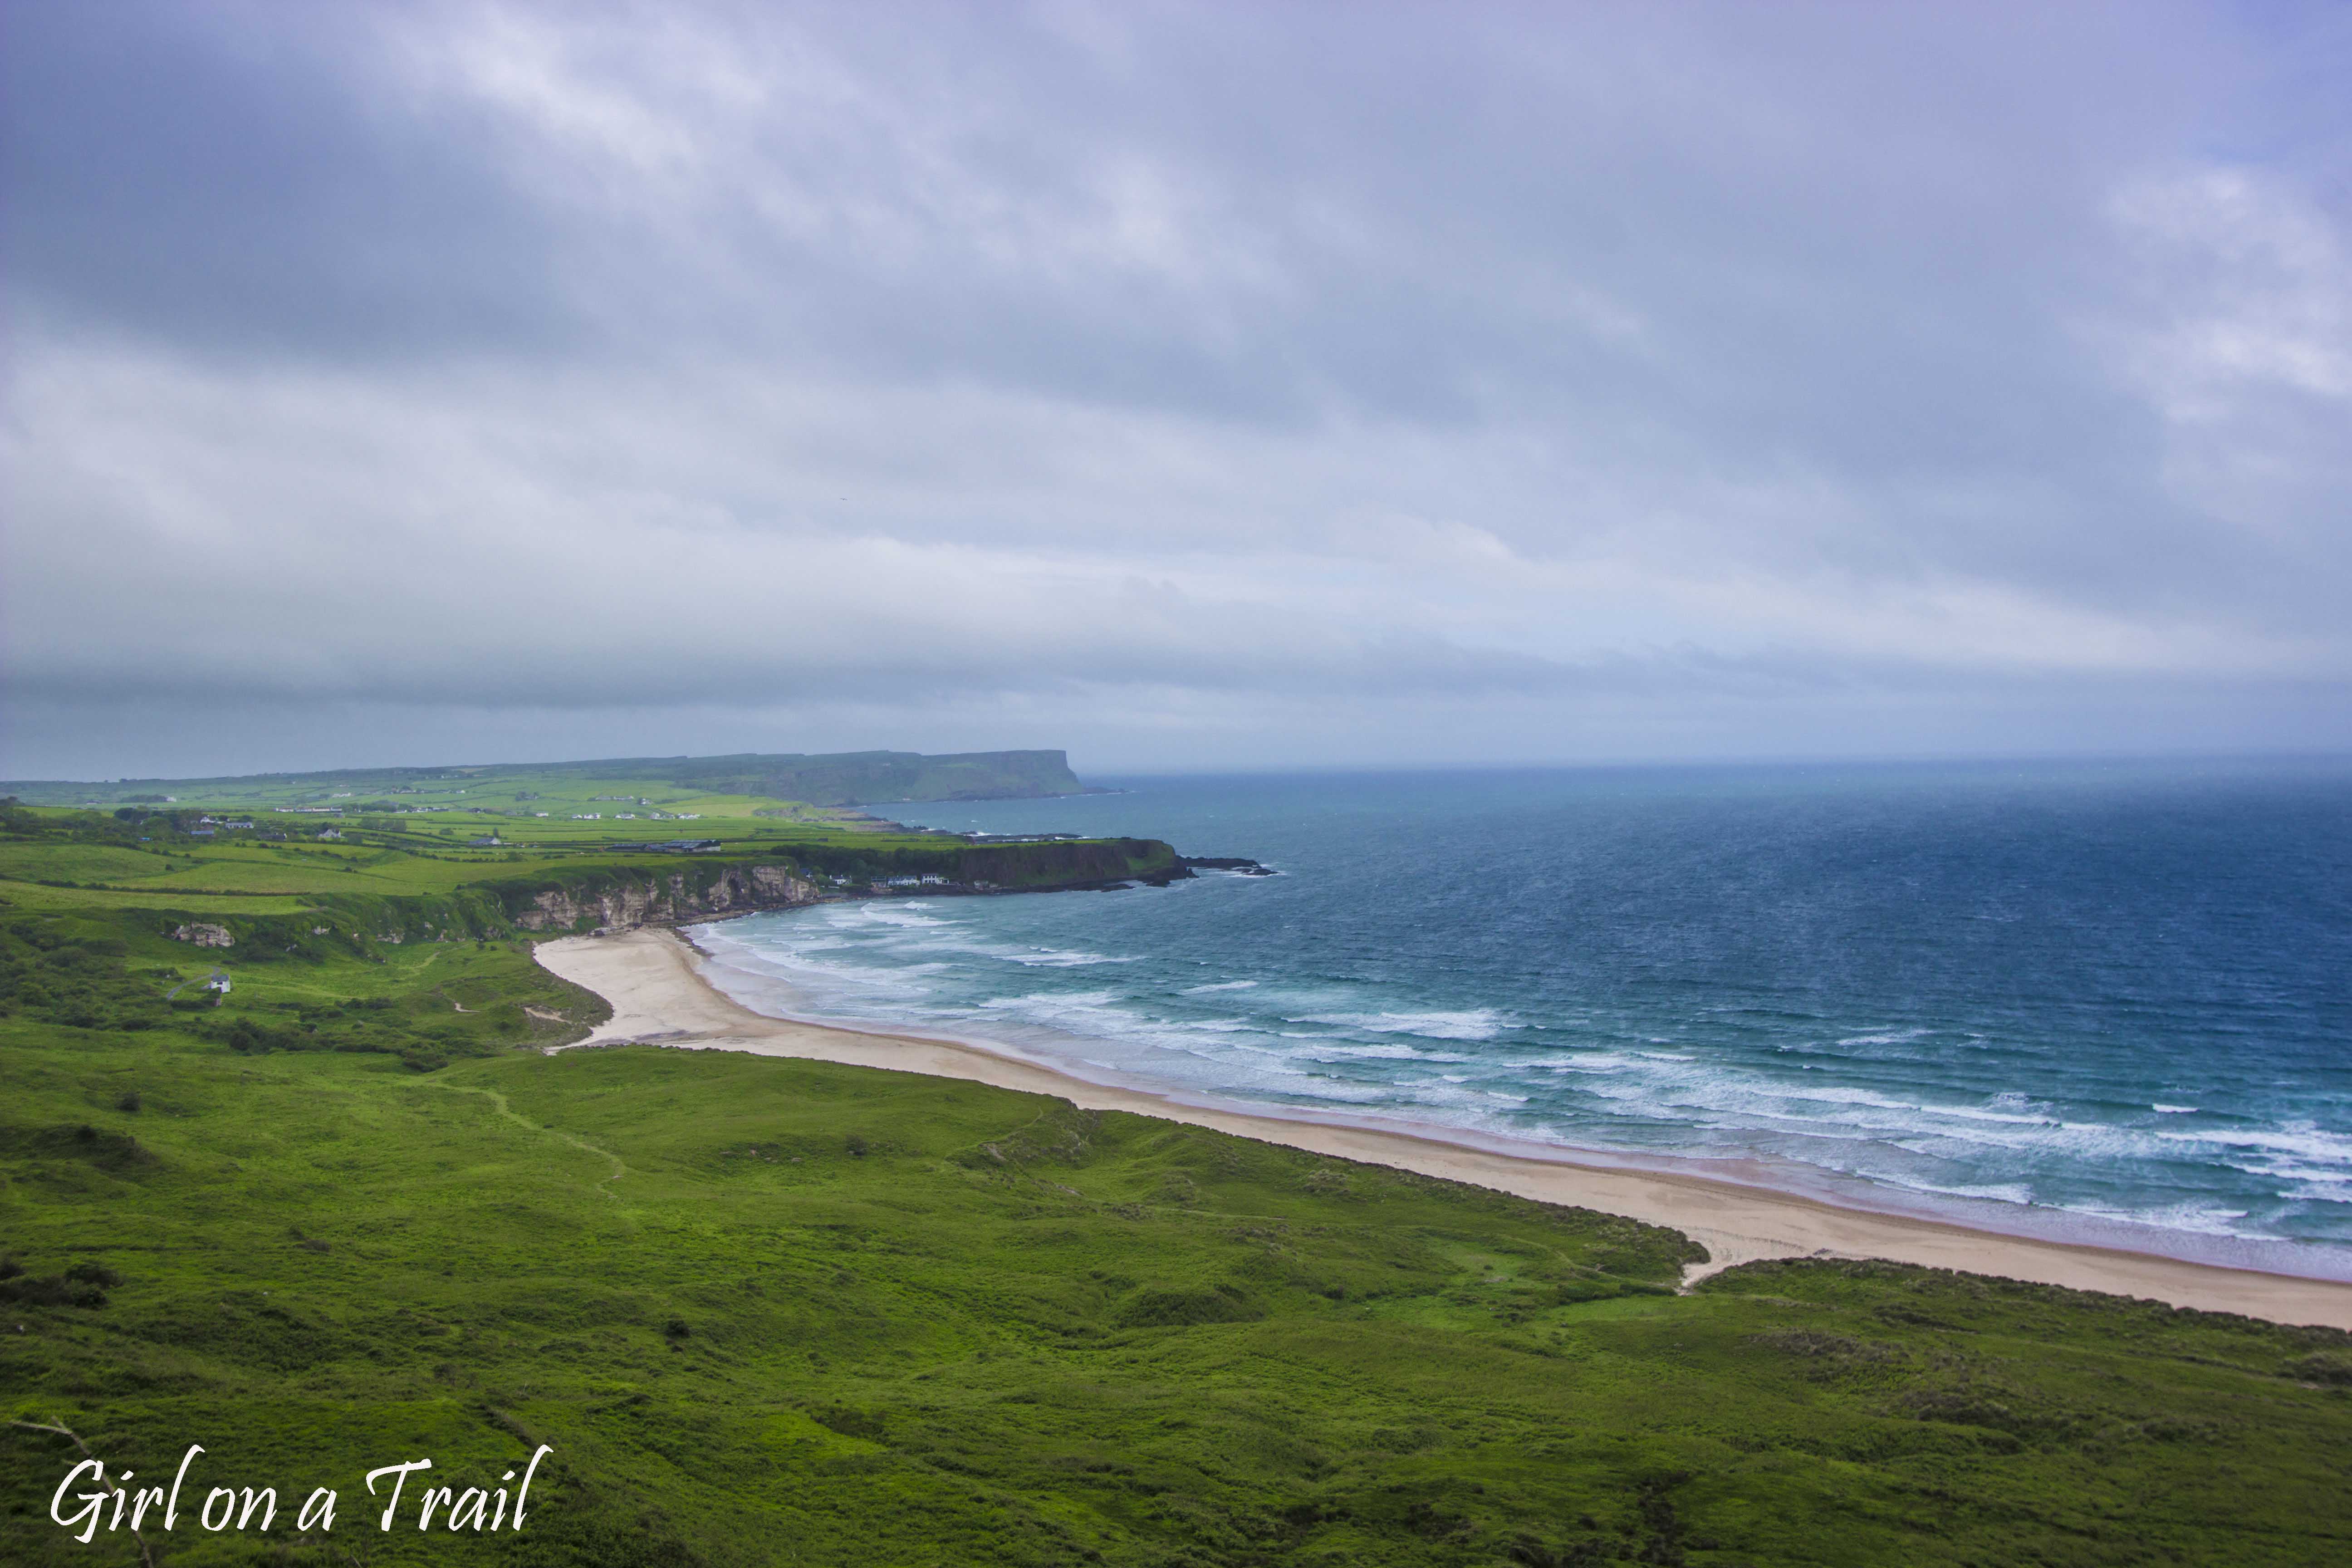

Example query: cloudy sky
[5,0,2348,780]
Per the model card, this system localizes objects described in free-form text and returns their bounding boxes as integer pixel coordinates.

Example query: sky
[4,0,2349,781]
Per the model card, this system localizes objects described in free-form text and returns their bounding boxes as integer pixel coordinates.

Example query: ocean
[692,759,2352,1278]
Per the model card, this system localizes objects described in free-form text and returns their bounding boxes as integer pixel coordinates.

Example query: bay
[695,758,2352,1274]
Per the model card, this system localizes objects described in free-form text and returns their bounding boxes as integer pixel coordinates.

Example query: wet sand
[535,926,2352,1331]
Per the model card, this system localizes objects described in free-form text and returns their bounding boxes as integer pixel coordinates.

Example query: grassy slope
[7,807,966,871]
[0,804,1178,922]
[0,749,1082,815]
[3,821,2351,1566]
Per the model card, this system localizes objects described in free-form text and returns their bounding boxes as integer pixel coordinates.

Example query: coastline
[534,926,2352,1331]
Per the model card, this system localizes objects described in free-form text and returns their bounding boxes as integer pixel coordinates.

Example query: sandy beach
[535,926,2352,1331]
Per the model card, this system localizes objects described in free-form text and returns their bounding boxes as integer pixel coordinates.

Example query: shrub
[2285,1352,2352,1387]
[1117,1283,1263,1328]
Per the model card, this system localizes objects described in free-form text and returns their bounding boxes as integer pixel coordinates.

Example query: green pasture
[0,768,945,882]
[0,884,319,916]
[0,800,1105,918]
[0,747,1082,818]
[2,762,965,833]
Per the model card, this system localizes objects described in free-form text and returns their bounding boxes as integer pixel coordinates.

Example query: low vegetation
[3,794,2349,1566]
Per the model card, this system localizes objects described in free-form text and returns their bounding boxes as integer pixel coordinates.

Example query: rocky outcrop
[952,838,1176,888]
[510,864,821,932]
[501,838,1183,935]
[171,922,235,947]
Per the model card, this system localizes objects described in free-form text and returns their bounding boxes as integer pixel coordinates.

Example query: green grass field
[4,800,2350,1566]
[0,748,1083,827]
[0,751,1041,887]
[0,794,1179,920]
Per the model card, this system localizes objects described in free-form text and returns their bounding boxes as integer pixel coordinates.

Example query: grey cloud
[4,0,2347,776]
[1,2,579,361]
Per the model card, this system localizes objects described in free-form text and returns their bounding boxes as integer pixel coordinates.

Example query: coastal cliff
[953,837,1178,888]
[507,862,822,931]
[144,836,1188,958]
[491,836,1183,934]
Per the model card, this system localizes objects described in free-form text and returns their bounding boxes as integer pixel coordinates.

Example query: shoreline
[534,926,2352,1331]
[682,916,2351,1284]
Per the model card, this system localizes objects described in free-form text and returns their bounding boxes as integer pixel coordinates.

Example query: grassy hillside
[0,798,1178,923]
[0,747,1087,813]
[3,808,2350,1565]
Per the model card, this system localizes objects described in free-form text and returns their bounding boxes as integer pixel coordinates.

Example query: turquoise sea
[694,760,2352,1277]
